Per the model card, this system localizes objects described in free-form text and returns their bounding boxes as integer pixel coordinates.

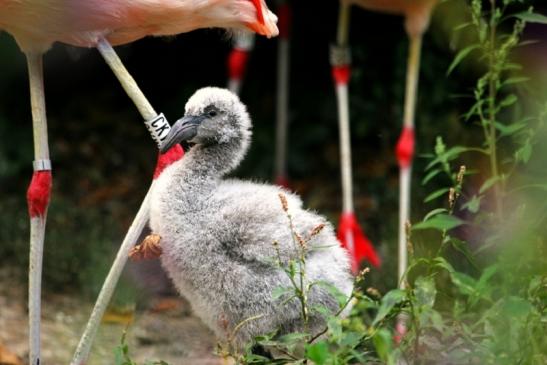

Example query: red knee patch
[228,49,250,80]
[27,171,52,218]
[153,144,184,179]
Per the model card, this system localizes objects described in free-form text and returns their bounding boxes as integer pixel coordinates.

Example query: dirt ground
[0,267,224,365]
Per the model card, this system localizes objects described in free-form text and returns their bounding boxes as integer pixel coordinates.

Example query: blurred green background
[0,0,546,300]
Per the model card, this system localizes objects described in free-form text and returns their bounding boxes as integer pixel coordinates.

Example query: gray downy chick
[150,87,353,348]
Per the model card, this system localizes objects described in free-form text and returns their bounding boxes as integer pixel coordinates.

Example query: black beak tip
[158,115,201,154]
[159,141,171,154]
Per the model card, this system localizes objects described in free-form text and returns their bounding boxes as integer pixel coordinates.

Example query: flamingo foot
[129,234,162,261]
[337,212,381,273]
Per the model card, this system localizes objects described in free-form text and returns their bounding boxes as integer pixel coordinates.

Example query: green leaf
[372,289,406,326]
[515,140,532,163]
[314,281,350,308]
[500,296,534,318]
[474,264,498,300]
[450,238,478,268]
[514,12,547,24]
[451,272,477,296]
[502,62,523,71]
[433,257,456,274]
[426,146,471,170]
[339,331,362,348]
[461,195,481,213]
[244,354,274,363]
[494,121,526,136]
[502,76,530,87]
[306,341,329,365]
[498,94,518,109]
[327,316,343,341]
[453,22,472,31]
[447,44,480,75]
[278,332,309,354]
[479,175,502,194]
[422,168,442,185]
[279,332,309,344]
[414,276,437,308]
[272,286,292,301]
[423,208,449,222]
[527,276,543,297]
[433,257,476,296]
[114,346,125,365]
[424,188,450,203]
[413,214,465,231]
[373,328,394,365]
[434,136,446,156]
[464,100,484,121]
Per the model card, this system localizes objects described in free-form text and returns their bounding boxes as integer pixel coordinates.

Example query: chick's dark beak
[160,115,204,153]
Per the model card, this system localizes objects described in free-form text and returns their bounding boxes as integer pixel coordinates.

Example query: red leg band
[27,170,52,218]
[396,127,415,169]
[228,49,250,81]
[332,65,351,86]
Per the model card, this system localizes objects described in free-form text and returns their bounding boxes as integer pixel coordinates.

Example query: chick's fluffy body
[150,87,353,346]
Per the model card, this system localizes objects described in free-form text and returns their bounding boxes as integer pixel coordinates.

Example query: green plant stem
[408,295,420,360]
[299,251,309,329]
[488,0,503,220]
[284,210,310,331]
[307,292,357,344]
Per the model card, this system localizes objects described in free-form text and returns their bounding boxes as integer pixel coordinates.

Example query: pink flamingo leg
[72,38,184,365]
[227,32,255,94]
[72,147,183,365]
[274,1,291,188]
[26,52,51,365]
[332,3,380,273]
[394,32,421,343]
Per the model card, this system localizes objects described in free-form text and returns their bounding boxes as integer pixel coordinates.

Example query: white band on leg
[145,113,171,149]
[33,159,51,171]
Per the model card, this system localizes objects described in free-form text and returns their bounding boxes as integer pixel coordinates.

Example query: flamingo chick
[150,87,353,347]
[1,2,277,363]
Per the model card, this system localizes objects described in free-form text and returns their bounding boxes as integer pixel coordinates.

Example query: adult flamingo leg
[227,31,255,95]
[71,37,184,365]
[26,52,52,365]
[71,148,183,365]
[332,3,380,273]
[274,1,291,187]
[397,34,421,286]
[394,32,421,343]
[96,37,156,121]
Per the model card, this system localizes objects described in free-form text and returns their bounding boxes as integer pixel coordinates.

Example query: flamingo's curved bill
[246,0,279,38]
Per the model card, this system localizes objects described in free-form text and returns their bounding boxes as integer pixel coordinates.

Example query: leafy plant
[114,331,168,365]
[218,1,547,364]
[396,1,547,363]
[216,193,377,364]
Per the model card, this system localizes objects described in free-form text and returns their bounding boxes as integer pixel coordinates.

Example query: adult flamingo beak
[246,0,279,38]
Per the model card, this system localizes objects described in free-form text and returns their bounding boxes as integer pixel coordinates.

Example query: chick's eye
[208,110,218,117]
